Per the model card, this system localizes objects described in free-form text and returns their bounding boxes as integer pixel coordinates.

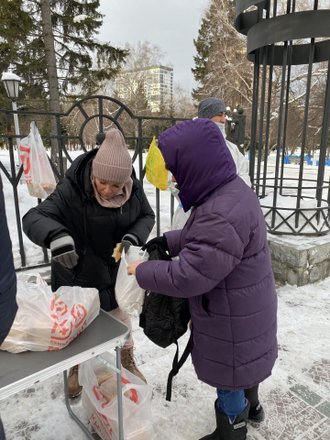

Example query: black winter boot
[199,401,250,440]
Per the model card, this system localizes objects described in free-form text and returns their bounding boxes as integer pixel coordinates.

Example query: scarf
[91,176,133,208]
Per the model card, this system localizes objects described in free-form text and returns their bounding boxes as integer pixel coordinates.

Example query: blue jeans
[216,389,247,422]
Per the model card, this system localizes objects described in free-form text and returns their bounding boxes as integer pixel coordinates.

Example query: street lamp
[1,71,22,164]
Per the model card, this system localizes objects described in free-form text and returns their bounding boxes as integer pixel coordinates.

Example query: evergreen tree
[192,0,253,110]
[191,5,213,97]
[0,0,128,161]
[0,1,34,104]
[0,0,127,102]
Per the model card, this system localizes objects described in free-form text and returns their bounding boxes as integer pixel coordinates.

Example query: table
[0,310,129,439]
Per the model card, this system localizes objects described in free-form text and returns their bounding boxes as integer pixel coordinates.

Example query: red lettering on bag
[92,385,110,409]
[122,377,139,403]
[90,412,113,439]
[71,303,88,328]
[48,296,87,349]
[50,297,68,316]
[92,385,104,401]
[19,145,31,178]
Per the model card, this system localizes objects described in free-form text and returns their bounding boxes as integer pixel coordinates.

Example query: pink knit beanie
[92,129,132,183]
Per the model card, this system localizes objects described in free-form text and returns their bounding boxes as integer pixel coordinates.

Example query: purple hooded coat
[136,119,277,390]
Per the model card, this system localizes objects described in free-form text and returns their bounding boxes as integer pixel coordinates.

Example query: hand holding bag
[115,246,148,315]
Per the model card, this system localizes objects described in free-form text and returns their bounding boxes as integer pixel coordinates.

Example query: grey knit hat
[198,97,226,119]
[92,129,132,183]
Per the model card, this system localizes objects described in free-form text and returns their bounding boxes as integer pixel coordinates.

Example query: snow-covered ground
[1,149,330,439]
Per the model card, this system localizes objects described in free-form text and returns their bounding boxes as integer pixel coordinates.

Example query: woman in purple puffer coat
[128,118,277,440]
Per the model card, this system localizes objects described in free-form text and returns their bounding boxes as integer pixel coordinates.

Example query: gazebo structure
[235,1,330,285]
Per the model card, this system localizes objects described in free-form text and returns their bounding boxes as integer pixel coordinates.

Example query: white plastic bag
[19,121,56,199]
[79,352,154,440]
[0,277,100,353]
[115,246,148,315]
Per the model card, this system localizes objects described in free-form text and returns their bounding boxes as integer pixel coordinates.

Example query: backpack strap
[166,332,193,401]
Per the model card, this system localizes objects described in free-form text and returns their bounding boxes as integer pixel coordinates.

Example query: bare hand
[127,259,144,276]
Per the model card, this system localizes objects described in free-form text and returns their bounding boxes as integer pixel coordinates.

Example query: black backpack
[139,244,192,401]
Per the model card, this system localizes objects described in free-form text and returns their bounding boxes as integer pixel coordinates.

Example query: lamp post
[1,72,22,165]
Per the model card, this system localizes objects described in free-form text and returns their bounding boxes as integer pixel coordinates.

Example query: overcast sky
[98,0,210,92]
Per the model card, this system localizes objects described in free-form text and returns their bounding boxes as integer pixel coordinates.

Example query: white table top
[0,310,129,400]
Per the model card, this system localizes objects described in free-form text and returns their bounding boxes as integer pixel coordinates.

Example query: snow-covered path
[1,276,330,440]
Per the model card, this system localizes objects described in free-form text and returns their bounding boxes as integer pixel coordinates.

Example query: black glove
[50,234,78,269]
[142,235,168,254]
[99,288,118,311]
[121,233,139,252]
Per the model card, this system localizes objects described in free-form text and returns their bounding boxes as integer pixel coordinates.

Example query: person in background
[128,119,277,440]
[170,97,251,230]
[197,97,250,186]
[0,175,18,438]
[23,128,155,398]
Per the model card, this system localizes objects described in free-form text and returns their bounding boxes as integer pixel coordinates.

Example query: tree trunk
[40,0,61,168]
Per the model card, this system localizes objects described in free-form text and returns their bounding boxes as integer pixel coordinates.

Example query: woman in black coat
[23,128,155,397]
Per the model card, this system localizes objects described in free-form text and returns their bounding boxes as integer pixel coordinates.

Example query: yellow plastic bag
[145,136,168,190]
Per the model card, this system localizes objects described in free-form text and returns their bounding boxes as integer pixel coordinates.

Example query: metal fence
[0,96,188,270]
[235,0,330,235]
[0,95,248,272]
[3,54,329,275]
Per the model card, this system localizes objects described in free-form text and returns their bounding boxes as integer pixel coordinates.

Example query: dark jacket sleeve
[125,180,155,245]
[0,176,17,344]
[22,178,73,248]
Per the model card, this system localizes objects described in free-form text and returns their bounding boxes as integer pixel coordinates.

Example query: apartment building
[115,65,173,113]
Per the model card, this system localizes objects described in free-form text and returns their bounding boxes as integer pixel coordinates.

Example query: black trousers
[244,384,259,407]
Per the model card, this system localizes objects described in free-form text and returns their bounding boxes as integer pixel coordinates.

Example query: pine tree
[191,6,214,97]
[0,1,34,103]
[0,0,128,162]
[0,0,128,102]
[192,0,253,110]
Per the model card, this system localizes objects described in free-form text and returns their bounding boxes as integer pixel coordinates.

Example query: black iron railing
[0,96,188,270]
[235,1,330,236]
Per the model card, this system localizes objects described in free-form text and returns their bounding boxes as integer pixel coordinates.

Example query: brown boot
[67,365,82,398]
[121,347,147,383]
